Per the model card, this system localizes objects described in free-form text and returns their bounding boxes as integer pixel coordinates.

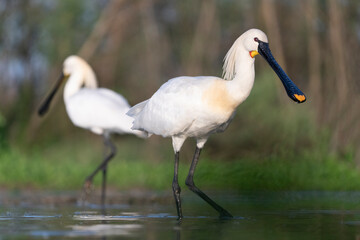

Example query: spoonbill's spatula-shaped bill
[255,38,306,103]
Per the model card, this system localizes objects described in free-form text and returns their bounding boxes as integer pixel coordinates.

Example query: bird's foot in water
[219,211,233,220]
[79,179,94,205]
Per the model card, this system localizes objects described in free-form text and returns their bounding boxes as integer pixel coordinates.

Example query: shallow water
[1,191,360,239]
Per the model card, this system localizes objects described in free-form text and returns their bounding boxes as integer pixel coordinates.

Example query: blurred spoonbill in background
[127,29,306,220]
[38,55,146,205]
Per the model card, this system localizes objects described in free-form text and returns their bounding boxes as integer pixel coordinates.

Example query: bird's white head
[63,55,97,85]
[63,55,86,77]
[62,55,98,101]
[223,29,268,81]
[38,55,98,116]
[240,29,268,58]
[223,28,306,103]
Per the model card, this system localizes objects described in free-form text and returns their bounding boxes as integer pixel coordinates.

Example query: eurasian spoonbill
[127,29,306,219]
[38,55,146,204]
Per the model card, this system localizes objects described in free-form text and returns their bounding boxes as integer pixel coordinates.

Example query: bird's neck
[226,51,255,105]
[64,70,98,102]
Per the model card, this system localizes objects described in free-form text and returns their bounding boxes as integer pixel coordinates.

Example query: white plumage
[127,29,305,219]
[62,56,145,138]
[38,55,145,204]
[66,88,139,136]
[128,76,236,142]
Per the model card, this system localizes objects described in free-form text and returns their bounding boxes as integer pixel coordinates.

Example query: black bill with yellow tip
[38,72,66,116]
[257,40,306,103]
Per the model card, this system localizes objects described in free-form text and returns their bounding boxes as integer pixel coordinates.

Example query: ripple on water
[31,224,142,238]
[73,212,175,221]
[0,211,62,220]
[23,213,62,219]
[73,211,246,221]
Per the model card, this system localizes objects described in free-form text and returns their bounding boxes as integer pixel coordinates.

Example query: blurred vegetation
[0,0,360,190]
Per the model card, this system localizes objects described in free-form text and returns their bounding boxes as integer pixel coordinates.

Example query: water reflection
[69,224,142,237]
[1,191,360,239]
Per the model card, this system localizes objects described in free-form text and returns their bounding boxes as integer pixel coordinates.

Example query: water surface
[1,191,360,239]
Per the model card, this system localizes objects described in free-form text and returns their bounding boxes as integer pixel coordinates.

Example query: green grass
[1,140,360,191]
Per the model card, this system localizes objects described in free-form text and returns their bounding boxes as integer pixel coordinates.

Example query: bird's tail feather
[126,100,148,117]
[126,100,152,137]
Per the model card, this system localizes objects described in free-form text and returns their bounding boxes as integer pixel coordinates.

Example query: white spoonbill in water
[127,29,306,220]
[38,55,146,204]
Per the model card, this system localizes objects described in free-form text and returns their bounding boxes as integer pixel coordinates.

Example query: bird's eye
[254,37,259,42]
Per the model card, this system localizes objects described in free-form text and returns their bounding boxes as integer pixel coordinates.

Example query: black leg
[172,151,183,220]
[83,134,116,205]
[101,166,107,206]
[185,147,233,219]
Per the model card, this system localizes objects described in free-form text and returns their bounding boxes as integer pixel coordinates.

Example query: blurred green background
[0,0,360,191]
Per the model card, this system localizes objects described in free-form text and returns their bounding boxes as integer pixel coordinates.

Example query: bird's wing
[65,88,142,135]
[129,76,219,137]
[95,88,131,109]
